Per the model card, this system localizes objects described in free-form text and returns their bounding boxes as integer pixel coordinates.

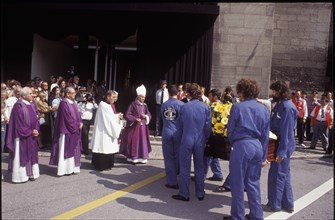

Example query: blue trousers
[203,155,223,180]
[311,121,329,149]
[229,140,263,220]
[179,142,205,199]
[162,134,179,186]
[267,157,294,210]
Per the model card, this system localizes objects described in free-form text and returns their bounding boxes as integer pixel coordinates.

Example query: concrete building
[211,2,333,98]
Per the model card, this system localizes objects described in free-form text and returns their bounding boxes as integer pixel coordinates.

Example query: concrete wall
[271,3,332,92]
[31,34,77,81]
[211,3,332,97]
[211,3,275,99]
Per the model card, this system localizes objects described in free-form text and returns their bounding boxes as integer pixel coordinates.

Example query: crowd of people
[1,74,333,219]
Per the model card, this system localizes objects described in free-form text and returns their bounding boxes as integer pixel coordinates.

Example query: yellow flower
[214,123,225,134]
[210,101,232,137]
[221,117,228,125]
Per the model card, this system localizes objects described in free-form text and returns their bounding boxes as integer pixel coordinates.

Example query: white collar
[21,99,31,105]
[66,98,74,104]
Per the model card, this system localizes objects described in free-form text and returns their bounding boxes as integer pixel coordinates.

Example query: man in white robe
[91,90,123,171]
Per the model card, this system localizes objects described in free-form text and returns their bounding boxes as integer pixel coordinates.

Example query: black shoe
[207,176,223,181]
[213,186,230,192]
[245,214,250,220]
[263,204,280,212]
[325,150,333,154]
[29,177,36,181]
[172,194,189,201]
[306,146,316,149]
[282,207,294,213]
[165,184,179,189]
[198,196,204,201]
[223,216,231,220]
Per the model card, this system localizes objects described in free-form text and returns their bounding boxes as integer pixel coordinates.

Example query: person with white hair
[6,87,40,183]
[49,87,83,176]
[119,84,152,164]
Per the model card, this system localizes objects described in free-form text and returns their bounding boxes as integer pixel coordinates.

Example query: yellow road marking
[50,171,166,220]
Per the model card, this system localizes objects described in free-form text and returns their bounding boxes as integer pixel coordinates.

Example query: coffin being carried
[205,131,278,162]
[267,131,278,162]
[205,134,231,160]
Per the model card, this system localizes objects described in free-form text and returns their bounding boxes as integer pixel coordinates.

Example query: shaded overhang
[2,3,219,45]
[4,3,219,15]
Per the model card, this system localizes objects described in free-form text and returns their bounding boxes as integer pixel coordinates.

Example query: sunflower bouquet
[210,101,232,137]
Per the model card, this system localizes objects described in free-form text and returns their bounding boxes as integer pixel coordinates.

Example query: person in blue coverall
[223,78,270,220]
[204,89,224,181]
[172,83,212,201]
[161,84,184,189]
[264,81,298,214]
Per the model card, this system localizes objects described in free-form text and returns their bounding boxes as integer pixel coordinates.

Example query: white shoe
[140,159,148,164]
[300,143,306,148]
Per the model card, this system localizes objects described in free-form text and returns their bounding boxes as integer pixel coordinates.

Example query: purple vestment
[111,103,117,114]
[6,99,40,171]
[49,98,82,166]
[120,99,152,160]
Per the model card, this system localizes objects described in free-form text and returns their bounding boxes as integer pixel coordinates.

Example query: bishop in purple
[49,87,83,176]
[120,85,152,164]
[6,87,40,183]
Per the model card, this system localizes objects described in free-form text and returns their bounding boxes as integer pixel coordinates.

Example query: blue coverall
[178,99,212,199]
[267,98,298,211]
[161,98,184,186]
[227,99,270,220]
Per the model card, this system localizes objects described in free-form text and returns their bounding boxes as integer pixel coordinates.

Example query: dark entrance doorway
[113,50,137,114]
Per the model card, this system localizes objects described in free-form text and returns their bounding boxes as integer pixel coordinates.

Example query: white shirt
[310,105,333,121]
[78,102,98,120]
[5,96,18,120]
[52,97,62,118]
[155,88,169,104]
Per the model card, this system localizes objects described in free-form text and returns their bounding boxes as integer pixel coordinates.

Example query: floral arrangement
[210,101,232,137]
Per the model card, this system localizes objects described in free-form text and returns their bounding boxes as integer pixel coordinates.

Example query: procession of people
[1,75,333,219]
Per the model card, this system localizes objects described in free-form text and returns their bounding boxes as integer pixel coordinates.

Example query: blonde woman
[36,92,52,148]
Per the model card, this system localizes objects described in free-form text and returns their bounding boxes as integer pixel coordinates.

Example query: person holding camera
[78,93,98,155]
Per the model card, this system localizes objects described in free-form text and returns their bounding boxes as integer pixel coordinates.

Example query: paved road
[1,151,333,220]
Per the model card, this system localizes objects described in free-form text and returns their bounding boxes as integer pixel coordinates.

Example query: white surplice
[90,101,122,154]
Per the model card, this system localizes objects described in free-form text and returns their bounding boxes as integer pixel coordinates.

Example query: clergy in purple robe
[6,87,40,183]
[49,87,83,176]
[120,84,152,164]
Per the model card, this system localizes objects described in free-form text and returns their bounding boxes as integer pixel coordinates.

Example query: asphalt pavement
[1,136,333,220]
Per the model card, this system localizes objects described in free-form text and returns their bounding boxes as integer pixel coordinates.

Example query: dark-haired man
[161,85,184,189]
[172,83,211,202]
[264,81,298,214]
